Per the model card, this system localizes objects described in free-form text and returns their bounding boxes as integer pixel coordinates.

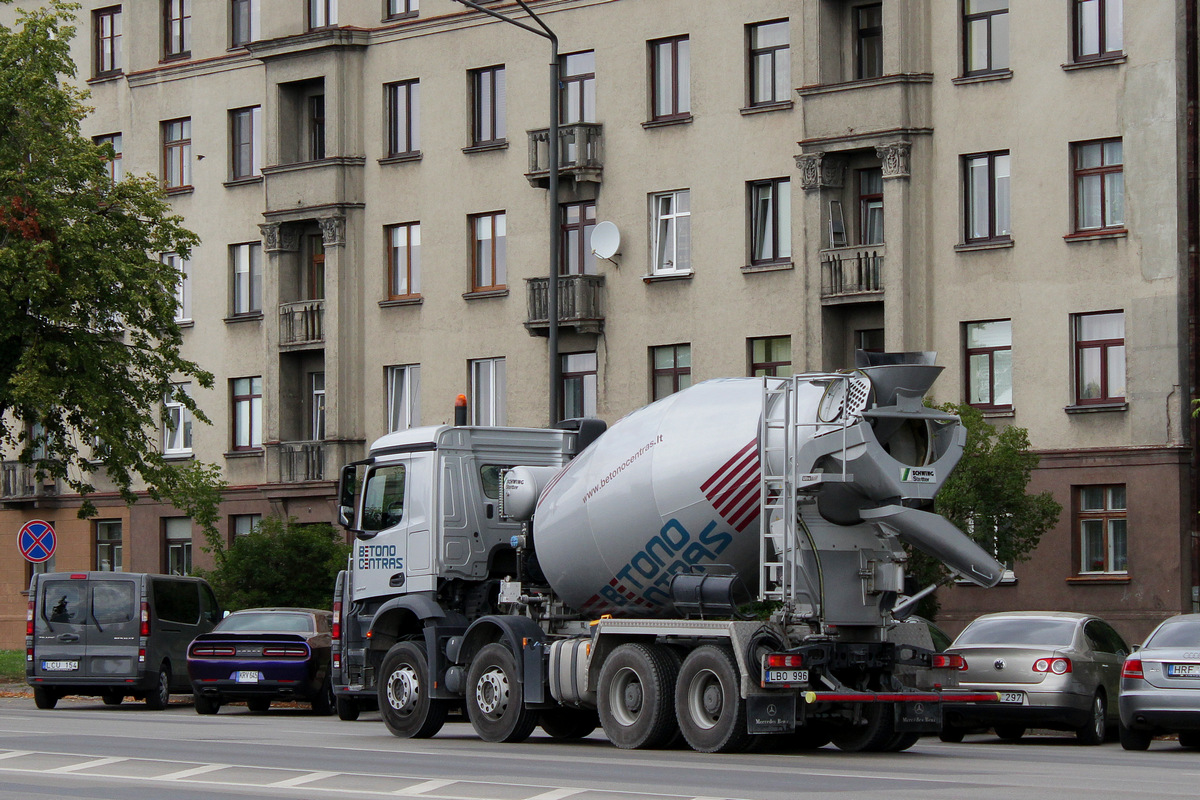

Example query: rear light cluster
[1122,658,1144,679]
[25,600,33,637]
[766,654,804,668]
[931,653,967,670]
[1033,657,1072,675]
[190,645,237,658]
[140,601,150,637]
[332,600,341,671]
[262,646,309,658]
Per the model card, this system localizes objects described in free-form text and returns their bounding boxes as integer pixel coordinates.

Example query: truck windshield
[362,463,406,532]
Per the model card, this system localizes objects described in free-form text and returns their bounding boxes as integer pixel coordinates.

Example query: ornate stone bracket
[795,152,846,192]
[318,215,346,248]
[876,142,912,179]
[259,222,300,253]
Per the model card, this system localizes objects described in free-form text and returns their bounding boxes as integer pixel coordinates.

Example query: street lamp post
[453,0,561,426]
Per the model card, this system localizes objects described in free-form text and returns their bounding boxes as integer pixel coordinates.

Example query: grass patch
[0,650,25,683]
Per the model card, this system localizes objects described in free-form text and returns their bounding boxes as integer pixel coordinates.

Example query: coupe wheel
[466,643,538,743]
[1076,692,1106,746]
[311,679,335,716]
[193,693,220,715]
[596,643,680,750]
[674,646,754,753]
[379,641,448,738]
[247,697,271,713]
[144,665,171,710]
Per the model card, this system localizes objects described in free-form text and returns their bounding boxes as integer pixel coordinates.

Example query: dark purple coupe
[187,608,334,715]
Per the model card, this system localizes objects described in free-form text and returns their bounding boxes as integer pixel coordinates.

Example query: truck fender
[368,595,459,651]
[453,616,548,705]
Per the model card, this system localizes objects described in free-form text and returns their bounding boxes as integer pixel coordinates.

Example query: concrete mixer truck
[330,352,1004,752]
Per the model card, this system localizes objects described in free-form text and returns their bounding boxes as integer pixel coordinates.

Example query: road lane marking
[0,751,31,761]
[526,789,586,800]
[402,778,457,795]
[271,770,339,787]
[158,763,227,780]
[50,756,127,773]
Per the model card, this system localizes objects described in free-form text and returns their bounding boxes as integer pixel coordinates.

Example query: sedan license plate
[41,660,78,672]
[765,669,809,684]
[999,691,1025,704]
[235,671,259,683]
[1167,663,1200,677]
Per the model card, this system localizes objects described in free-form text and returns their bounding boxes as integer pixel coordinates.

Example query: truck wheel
[33,686,58,710]
[675,645,754,753]
[193,693,220,715]
[466,643,539,743]
[597,643,680,750]
[144,665,171,710]
[830,702,895,752]
[939,725,966,743]
[885,731,921,752]
[311,679,335,716]
[782,726,832,750]
[994,724,1026,741]
[379,641,448,738]
[336,695,361,721]
[540,707,599,739]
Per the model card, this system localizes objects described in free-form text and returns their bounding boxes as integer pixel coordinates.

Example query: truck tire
[379,641,448,738]
[336,695,361,721]
[539,707,599,739]
[193,693,220,715]
[144,665,171,710]
[674,645,754,753]
[597,643,680,750]
[994,724,1026,741]
[33,686,58,710]
[830,702,895,752]
[466,642,538,743]
[885,731,921,752]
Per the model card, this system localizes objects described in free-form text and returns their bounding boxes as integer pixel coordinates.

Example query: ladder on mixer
[758,377,798,608]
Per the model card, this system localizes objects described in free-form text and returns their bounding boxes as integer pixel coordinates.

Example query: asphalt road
[0,692,1198,800]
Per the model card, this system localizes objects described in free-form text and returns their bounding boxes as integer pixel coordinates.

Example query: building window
[470,358,506,426]
[230,106,261,180]
[1078,485,1126,574]
[386,0,418,20]
[561,201,597,276]
[858,328,885,352]
[231,0,259,46]
[386,80,420,157]
[651,344,691,400]
[750,178,791,265]
[308,94,326,160]
[94,6,122,77]
[471,65,506,146]
[561,51,596,123]
[965,320,1012,409]
[232,514,260,537]
[164,382,193,454]
[164,517,192,575]
[651,190,691,274]
[95,521,123,571]
[963,1,1008,76]
[164,0,191,59]
[470,211,507,291]
[94,133,122,183]
[162,118,192,191]
[1074,0,1122,61]
[232,376,263,450]
[386,222,421,298]
[386,364,421,431]
[561,352,598,420]
[650,35,690,121]
[1073,311,1125,404]
[1073,138,1124,232]
[311,372,326,441]
[230,242,262,315]
[964,151,1010,242]
[309,0,337,30]
[856,4,883,80]
[859,168,884,244]
[163,253,190,323]
[748,20,789,106]
[750,337,792,377]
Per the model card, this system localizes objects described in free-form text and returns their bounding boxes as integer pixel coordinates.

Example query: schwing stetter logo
[901,467,936,483]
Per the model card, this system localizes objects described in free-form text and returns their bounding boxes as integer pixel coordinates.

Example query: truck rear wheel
[830,703,895,752]
[597,643,680,749]
[675,645,754,753]
[379,641,448,738]
[466,643,538,743]
[539,707,599,739]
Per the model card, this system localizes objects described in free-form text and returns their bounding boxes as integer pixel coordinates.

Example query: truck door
[352,458,411,602]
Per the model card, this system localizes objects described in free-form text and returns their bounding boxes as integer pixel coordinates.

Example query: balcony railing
[279,299,324,346]
[1,461,58,501]
[525,273,605,335]
[526,122,604,186]
[273,441,325,483]
[820,244,884,302]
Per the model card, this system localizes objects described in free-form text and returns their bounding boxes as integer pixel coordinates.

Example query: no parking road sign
[19,519,56,563]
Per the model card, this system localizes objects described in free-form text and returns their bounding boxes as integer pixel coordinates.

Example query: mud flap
[747,694,796,734]
[895,699,942,732]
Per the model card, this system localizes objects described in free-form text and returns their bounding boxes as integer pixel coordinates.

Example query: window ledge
[379,152,422,165]
[642,115,694,130]
[1062,54,1126,72]
[642,271,694,283]
[176,319,194,329]
[741,261,794,274]
[384,11,418,23]
[224,449,264,459]
[380,296,423,308]
[1065,402,1128,414]
[223,176,263,189]
[954,238,1014,253]
[87,72,123,85]
[1066,574,1130,585]
[1064,229,1127,242]
[165,186,195,197]
[462,141,508,154]
[978,407,1015,418]
[739,101,793,116]
[162,452,195,462]
[160,53,192,65]
[952,70,1013,86]
[224,312,263,324]
[463,289,509,300]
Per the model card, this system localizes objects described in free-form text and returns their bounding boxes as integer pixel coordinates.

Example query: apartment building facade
[1,0,1196,648]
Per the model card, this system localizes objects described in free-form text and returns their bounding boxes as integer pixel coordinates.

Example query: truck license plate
[236,671,259,683]
[41,660,78,672]
[999,691,1024,704]
[765,669,808,684]
[1167,663,1200,677]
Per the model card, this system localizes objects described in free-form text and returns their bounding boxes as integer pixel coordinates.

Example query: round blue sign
[19,519,56,563]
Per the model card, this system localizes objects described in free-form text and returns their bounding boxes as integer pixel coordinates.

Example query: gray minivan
[26,572,221,709]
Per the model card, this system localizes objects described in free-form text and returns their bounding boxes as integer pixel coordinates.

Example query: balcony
[279,300,324,347]
[526,123,604,187]
[525,274,605,336]
[1,461,59,502]
[272,441,326,483]
[820,244,884,304]
[261,157,365,215]
[798,75,931,147]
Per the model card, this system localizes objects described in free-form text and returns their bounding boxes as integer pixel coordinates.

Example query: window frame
[963,150,1011,243]
[747,19,790,107]
[560,51,596,124]
[1073,310,1125,405]
[560,352,598,420]
[386,221,421,299]
[1072,138,1124,233]
[561,201,597,276]
[310,372,326,441]
[470,357,507,426]
[650,189,691,275]
[231,376,263,451]
[855,4,883,80]
[1076,485,1127,575]
[749,336,792,378]
[651,344,692,401]
[163,252,191,323]
[470,211,507,292]
[749,177,792,266]
[231,0,259,47]
[94,6,122,77]
[964,319,1013,410]
[650,35,691,122]
[163,518,192,576]
[308,94,327,161]
[385,0,418,21]
[163,0,191,60]
[162,118,192,191]
[229,106,262,180]
[962,0,1009,77]
[163,382,193,455]
[386,364,421,432]
[94,133,123,183]
[230,242,263,316]
[308,0,338,30]
[1073,0,1122,63]
[386,79,420,158]
[95,520,123,572]
[470,65,507,146]
[858,167,884,245]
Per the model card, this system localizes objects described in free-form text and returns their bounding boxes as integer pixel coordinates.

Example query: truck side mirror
[337,464,357,529]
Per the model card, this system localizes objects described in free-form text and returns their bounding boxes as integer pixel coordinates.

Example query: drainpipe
[1187,0,1199,612]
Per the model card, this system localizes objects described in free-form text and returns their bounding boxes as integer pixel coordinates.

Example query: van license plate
[999,692,1024,703]
[1167,663,1200,677]
[41,660,78,672]
[765,669,809,684]
[236,671,259,683]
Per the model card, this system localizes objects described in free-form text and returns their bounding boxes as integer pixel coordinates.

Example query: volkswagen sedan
[1119,613,1200,750]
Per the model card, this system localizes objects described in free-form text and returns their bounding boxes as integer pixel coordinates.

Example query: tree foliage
[199,517,351,611]
[0,0,222,524]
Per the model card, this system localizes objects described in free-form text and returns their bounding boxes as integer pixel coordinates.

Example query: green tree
[909,403,1062,618]
[199,517,351,611]
[0,0,222,524]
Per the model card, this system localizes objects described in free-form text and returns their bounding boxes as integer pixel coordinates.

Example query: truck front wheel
[379,642,448,738]
[466,643,538,743]
[675,645,754,753]
[597,643,680,749]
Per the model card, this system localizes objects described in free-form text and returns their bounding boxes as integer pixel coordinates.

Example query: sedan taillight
[1033,657,1072,675]
[1122,658,1144,679]
[262,646,308,658]
[931,654,967,670]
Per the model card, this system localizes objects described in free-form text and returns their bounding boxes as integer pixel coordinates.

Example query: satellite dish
[590,221,621,261]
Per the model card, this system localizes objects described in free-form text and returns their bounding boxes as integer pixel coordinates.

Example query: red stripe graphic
[701,439,760,533]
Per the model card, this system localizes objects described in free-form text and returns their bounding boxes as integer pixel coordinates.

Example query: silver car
[940,611,1128,745]
[1118,613,1200,750]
